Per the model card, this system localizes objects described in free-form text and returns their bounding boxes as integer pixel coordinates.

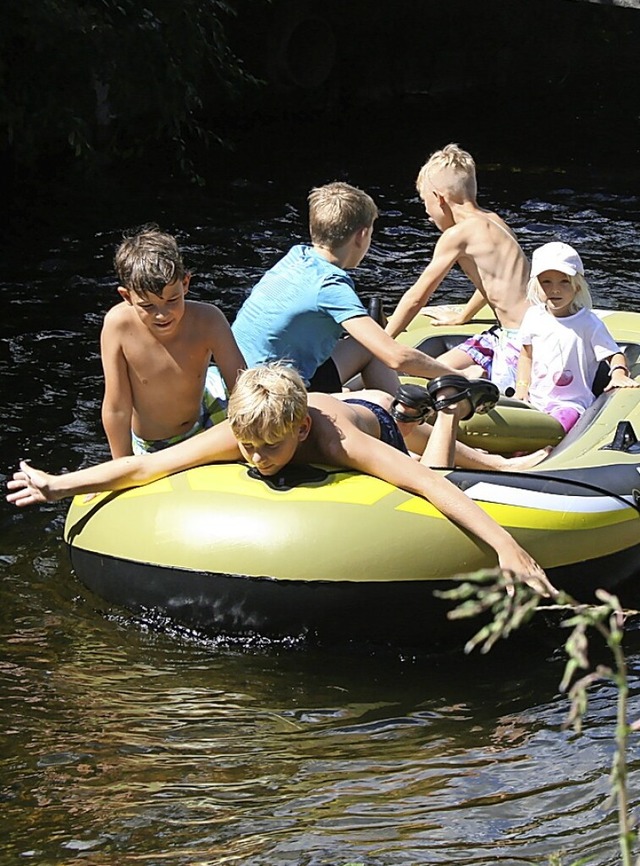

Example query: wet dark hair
[114,224,185,297]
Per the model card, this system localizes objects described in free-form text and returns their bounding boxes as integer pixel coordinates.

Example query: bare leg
[331,388,391,404]
[436,347,486,380]
[347,388,551,471]
[332,336,400,394]
[421,406,459,467]
[396,406,550,471]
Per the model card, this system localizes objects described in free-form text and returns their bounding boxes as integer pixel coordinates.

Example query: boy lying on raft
[7,364,556,597]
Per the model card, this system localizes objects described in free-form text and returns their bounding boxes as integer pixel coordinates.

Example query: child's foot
[498,446,553,471]
[390,383,435,424]
[427,375,500,421]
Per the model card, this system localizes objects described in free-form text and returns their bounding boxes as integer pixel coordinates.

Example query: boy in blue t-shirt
[232,182,457,393]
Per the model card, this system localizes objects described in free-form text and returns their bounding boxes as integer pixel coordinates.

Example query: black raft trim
[247,463,331,490]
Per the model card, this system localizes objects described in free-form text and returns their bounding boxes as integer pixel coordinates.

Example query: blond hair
[228,363,309,443]
[526,273,593,314]
[114,225,186,297]
[416,143,477,202]
[308,182,378,248]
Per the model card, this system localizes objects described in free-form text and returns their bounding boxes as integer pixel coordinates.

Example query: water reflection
[2,166,640,864]
[3,587,640,864]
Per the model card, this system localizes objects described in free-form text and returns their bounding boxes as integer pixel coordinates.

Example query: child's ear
[297,414,312,442]
[182,272,191,295]
[355,226,371,247]
[117,286,133,304]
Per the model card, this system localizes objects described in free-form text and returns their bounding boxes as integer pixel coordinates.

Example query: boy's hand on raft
[422,306,467,327]
[6,461,54,506]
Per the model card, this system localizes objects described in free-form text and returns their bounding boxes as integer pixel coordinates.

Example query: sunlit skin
[237,418,311,476]
[384,160,531,341]
[536,269,578,317]
[6,387,557,597]
[420,185,455,233]
[100,267,246,457]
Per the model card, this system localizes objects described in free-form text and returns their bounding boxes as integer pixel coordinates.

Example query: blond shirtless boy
[7,364,555,597]
[101,226,245,457]
[385,144,531,393]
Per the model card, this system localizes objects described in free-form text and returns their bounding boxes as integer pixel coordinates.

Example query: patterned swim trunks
[458,325,522,394]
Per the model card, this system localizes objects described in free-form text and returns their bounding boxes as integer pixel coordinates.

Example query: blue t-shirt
[232,244,367,386]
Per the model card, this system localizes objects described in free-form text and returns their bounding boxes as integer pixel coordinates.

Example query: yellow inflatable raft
[64,307,640,645]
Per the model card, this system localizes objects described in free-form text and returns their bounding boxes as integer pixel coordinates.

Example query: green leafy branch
[437,571,640,866]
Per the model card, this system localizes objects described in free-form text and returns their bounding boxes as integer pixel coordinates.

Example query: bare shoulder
[103,300,130,323]
[101,301,137,334]
[306,396,370,455]
[308,393,352,416]
[185,299,223,315]
[185,300,230,328]
[434,222,468,253]
[477,209,517,238]
[306,398,350,452]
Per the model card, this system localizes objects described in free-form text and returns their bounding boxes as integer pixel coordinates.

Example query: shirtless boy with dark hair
[102,226,245,457]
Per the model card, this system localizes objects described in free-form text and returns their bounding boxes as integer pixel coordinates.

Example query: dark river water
[2,142,640,864]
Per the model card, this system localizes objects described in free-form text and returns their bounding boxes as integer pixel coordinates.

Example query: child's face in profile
[537,269,577,317]
[420,185,454,233]
[121,275,190,337]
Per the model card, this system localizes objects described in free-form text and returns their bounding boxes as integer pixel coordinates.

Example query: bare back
[293,396,386,466]
[385,203,532,339]
[454,209,530,329]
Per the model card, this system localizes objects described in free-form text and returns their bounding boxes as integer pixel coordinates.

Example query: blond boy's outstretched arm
[7,423,242,506]
[332,424,556,597]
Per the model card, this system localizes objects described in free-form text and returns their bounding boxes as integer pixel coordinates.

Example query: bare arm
[100,322,134,458]
[514,344,533,401]
[424,288,487,327]
[208,306,246,393]
[343,316,458,380]
[6,422,242,506]
[331,425,555,595]
[385,232,464,338]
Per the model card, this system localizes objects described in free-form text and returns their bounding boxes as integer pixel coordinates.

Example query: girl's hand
[605,373,640,392]
[6,461,56,506]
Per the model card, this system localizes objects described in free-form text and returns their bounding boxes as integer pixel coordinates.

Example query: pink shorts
[548,405,581,433]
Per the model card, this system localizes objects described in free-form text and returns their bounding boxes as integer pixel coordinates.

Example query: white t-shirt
[519,305,619,415]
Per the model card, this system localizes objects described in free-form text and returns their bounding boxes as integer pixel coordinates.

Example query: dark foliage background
[1,0,639,230]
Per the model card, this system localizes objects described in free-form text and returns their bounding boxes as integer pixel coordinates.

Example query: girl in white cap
[514,241,638,433]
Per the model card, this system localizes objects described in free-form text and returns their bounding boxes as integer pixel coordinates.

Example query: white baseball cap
[531,242,584,278]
